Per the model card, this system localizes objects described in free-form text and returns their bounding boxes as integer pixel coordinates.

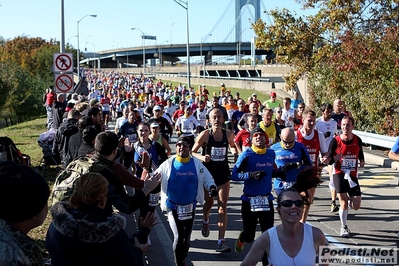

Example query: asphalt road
[108,122,399,266]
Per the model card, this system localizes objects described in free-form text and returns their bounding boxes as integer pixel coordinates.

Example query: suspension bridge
[81,0,275,68]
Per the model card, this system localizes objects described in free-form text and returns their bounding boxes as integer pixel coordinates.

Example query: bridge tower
[235,0,261,43]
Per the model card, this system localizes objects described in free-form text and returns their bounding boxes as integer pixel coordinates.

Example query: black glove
[323,131,331,138]
[233,154,239,163]
[209,185,218,197]
[280,162,301,172]
[249,171,266,181]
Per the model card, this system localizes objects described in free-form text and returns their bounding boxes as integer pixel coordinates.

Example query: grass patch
[0,116,60,253]
[0,116,49,167]
[158,79,279,104]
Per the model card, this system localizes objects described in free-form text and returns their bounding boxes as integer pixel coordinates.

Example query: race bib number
[177,203,194,220]
[148,193,160,207]
[250,196,270,212]
[342,158,357,170]
[183,125,193,132]
[128,134,137,143]
[210,147,226,161]
[309,154,316,164]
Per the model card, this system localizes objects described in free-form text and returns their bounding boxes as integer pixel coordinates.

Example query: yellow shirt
[259,121,277,145]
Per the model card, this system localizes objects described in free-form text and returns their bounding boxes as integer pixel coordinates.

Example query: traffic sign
[54,73,74,93]
[142,35,157,40]
[53,53,73,73]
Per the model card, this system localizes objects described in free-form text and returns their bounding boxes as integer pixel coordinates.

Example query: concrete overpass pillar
[236,0,262,64]
[235,0,261,43]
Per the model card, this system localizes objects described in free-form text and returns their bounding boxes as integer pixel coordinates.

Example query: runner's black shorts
[333,172,361,196]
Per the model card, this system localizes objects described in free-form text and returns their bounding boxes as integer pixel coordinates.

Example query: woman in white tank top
[241,188,328,266]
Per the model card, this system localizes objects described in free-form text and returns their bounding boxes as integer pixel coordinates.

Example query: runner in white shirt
[175,106,199,148]
[163,99,176,121]
[281,97,297,128]
[115,107,129,134]
[192,100,207,132]
[315,102,339,213]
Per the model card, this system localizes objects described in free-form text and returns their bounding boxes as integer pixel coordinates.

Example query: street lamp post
[85,35,91,45]
[131,28,145,75]
[173,0,190,88]
[200,34,212,80]
[77,14,97,80]
[170,23,174,45]
[60,0,65,52]
[238,27,252,66]
[86,42,96,68]
[67,35,77,46]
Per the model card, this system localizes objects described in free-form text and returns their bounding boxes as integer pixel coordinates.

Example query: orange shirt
[224,103,238,111]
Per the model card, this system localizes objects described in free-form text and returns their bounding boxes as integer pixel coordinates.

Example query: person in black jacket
[52,109,80,168]
[46,172,156,266]
[52,93,67,129]
[77,125,97,157]
[68,116,95,161]
[91,131,161,215]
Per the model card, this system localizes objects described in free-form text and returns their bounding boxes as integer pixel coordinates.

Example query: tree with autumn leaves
[0,36,76,124]
[252,0,399,134]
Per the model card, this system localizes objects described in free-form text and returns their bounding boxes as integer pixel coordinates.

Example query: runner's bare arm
[227,130,238,156]
[241,232,270,266]
[191,130,210,162]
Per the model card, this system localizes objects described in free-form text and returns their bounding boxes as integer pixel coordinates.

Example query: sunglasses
[252,132,265,138]
[276,111,282,113]
[279,200,303,208]
[176,142,190,148]
[282,139,294,145]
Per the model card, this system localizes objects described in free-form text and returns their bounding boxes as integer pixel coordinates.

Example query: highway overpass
[81,42,275,68]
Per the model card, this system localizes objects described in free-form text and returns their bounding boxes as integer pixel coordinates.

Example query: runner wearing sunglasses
[242,188,328,266]
[270,128,312,196]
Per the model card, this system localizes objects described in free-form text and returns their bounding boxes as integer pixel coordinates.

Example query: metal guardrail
[353,130,396,150]
[156,73,271,82]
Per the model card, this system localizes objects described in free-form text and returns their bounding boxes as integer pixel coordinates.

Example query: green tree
[0,36,59,123]
[0,61,45,120]
[252,0,399,134]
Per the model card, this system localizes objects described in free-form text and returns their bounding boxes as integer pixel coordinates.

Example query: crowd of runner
[20,68,367,265]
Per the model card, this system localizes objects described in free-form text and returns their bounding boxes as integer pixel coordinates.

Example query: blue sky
[0,0,316,52]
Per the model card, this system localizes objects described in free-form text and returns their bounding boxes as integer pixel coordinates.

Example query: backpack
[51,156,108,205]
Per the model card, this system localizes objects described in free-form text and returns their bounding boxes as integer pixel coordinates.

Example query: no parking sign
[54,73,74,93]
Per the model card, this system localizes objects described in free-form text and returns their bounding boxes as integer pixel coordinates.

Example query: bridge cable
[222,0,251,42]
[207,0,234,39]
[244,1,255,22]
[261,0,274,25]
